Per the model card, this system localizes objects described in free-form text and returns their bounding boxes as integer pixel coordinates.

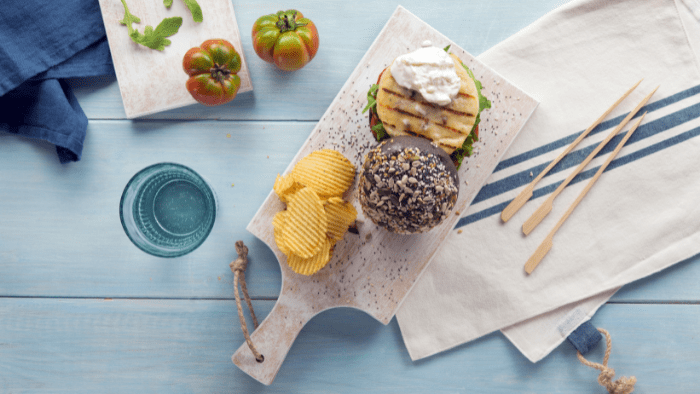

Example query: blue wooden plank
[3,0,700,392]
[0,120,299,298]
[2,118,699,301]
[70,0,566,120]
[0,299,698,392]
[611,252,700,302]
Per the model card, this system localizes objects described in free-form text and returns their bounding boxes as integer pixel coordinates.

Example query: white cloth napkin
[396,0,700,362]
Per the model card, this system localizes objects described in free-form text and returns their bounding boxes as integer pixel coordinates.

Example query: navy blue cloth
[567,321,603,354]
[0,0,114,163]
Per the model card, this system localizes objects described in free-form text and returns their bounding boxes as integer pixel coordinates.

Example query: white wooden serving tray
[233,5,539,385]
[98,0,252,118]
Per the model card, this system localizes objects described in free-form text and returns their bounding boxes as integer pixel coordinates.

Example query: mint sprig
[182,0,203,23]
[120,0,182,51]
[165,0,204,23]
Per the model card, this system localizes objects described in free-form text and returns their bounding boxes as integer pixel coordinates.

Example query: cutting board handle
[232,287,316,385]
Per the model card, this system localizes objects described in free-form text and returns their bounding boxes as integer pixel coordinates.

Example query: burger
[362,44,491,168]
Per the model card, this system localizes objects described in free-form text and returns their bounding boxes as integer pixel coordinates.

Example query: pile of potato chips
[272,149,358,275]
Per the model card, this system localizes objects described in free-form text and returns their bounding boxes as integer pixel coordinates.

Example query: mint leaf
[153,16,183,38]
[119,0,141,27]
[120,0,182,51]
[183,0,203,22]
[135,17,182,51]
[163,0,173,7]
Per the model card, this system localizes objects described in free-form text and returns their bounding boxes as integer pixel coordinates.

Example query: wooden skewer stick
[524,112,647,275]
[500,79,643,223]
[522,86,658,236]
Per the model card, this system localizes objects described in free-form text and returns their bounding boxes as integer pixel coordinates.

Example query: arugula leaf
[449,63,491,169]
[362,83,387,141]
[371,122,387,141]
[163,0,173,7]
[362,84,379,114]
[443,44,451,52]
[120,0,183,51]
[461,63,492,135]
[183,0,204,23]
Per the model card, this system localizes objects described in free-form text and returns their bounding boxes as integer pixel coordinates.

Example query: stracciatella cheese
[389,46,461,106]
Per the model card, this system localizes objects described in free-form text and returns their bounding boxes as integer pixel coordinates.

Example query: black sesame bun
[359,136,459,234]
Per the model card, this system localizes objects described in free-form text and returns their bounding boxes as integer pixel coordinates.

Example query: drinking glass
[119,163,217,258]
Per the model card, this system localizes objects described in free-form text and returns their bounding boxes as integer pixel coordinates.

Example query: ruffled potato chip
[273,173,302,202]
[272,210,290,256]
[292,149,356,197]
[283,187,327,259]
[287,238,332,276]
[272,149,358,275]
[324,197,358,241]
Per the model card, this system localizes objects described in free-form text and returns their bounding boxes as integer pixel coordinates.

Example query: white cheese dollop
[389,46,460,106]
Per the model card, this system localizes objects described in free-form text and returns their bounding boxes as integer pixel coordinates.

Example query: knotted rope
[230,240,264,362]
[577,328,636,394]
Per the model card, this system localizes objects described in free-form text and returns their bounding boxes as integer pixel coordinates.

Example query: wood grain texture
[0,120,302,299]
[2,0,700,392]
[1,118,698,302]
[97,0,252,118]
[71,0,558,121]
[0,299,698,393]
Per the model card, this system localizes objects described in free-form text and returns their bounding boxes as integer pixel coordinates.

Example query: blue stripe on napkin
[455,84,700,229]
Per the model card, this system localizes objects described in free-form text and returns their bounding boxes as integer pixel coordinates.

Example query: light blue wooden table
[2,0,699,392]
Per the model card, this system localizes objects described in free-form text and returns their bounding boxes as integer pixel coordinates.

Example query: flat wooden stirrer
[522,86,658,235]
[500,79,642,223]
[524,112,647,274]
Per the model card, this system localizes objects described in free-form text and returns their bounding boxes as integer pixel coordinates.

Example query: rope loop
[231,241,249,273]
[230,241,264,363]
[577,328,636,394]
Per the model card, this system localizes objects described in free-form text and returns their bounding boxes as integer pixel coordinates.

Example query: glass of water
[119,163,217,258]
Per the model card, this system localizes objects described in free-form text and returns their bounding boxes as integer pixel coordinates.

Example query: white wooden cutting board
[98,0,252,118]
[232,5,539,385]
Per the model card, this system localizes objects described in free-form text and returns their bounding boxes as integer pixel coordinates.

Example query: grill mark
[437,141,459,149]
[378,104,470,136]
[384,122,425,141]
[458,92,475,99]
[382,124,460,150]
[381,88,476,118]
